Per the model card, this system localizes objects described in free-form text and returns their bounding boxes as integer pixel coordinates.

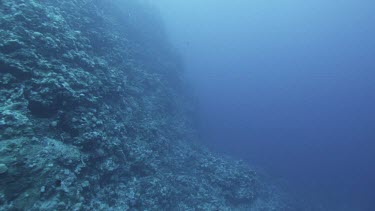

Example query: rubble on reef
[0,0,290,210]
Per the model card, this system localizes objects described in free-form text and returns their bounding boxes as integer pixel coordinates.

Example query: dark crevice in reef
[0,0,290,210]
[0,61,32,82]
[27,96,62,118]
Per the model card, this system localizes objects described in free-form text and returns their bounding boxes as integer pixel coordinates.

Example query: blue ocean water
[156,0,375,210]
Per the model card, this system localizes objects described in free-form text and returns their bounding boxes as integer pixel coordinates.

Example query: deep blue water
[156,1,375,210]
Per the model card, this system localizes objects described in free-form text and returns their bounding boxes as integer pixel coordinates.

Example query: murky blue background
[155,1,375,210]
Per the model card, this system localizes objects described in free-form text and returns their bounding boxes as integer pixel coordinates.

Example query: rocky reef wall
[0,0,273,210]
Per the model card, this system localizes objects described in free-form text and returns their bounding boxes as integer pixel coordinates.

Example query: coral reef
[0,0,286,210]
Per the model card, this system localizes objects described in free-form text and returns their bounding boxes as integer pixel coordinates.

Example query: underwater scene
[0,0,374,210]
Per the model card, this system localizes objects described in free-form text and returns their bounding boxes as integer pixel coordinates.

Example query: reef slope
[0,1,277,210]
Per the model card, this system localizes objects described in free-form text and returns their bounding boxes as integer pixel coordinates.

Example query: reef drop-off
[0,1,288,210]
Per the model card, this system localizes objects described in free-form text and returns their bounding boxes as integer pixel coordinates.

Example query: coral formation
[0,0,288,210]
